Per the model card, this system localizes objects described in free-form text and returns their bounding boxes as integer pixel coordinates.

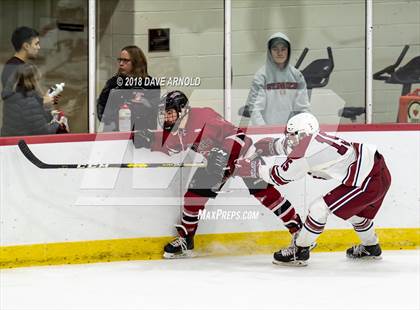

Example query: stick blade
[18,140,49,169]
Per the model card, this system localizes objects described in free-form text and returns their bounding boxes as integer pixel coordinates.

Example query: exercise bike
[340,45,420,122]
[373,45,420,122]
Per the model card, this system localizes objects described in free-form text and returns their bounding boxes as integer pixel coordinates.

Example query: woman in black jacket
[97,45,160,131]
[1,63,63,136]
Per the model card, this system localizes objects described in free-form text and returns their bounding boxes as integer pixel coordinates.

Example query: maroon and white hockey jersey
[151,107,252,165]
[259,132,377,188]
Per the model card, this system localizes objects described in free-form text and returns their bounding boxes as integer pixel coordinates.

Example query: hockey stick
[17,139,206,169]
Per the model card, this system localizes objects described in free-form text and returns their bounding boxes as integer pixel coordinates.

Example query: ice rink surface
[1,250,419,310]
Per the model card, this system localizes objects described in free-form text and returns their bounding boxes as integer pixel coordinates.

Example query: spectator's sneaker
[273,245,310,267]
[346,244,382,260]
[163,225,194,259]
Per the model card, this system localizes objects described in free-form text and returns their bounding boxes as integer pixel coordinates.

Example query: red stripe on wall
[0,123,419,146]
[0,132,134,146]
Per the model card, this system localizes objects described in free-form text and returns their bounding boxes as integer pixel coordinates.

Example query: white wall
[0,129,419,246]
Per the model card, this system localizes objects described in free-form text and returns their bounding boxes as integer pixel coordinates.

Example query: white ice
[1,250,419,310]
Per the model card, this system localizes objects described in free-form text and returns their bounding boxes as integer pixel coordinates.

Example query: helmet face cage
[284,113,319,152]
[158,91,189,131]
[285,131,300,151]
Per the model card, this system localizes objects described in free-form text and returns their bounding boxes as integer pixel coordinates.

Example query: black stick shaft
[17,140,206,169]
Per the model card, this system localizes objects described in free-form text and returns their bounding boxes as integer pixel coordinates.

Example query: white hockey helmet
[285,112,319,151]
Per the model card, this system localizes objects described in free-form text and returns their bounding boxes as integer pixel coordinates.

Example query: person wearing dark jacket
[97,45,160,131]
[1,63,64,136]
[1,27,40,94]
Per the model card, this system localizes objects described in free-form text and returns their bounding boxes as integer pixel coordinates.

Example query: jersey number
[315,133,350,155]
[281,158,293,171]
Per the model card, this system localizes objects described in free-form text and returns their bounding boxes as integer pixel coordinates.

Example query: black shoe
[273,245,310,267]
[163,225,194,259]
[346,244,382,259]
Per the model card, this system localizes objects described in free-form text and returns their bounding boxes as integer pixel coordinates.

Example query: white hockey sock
[296,198,329,248]
[348,216,378,246]
[296,224,319,248]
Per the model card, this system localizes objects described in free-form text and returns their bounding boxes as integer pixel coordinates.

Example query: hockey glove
[254,137,284,156]
[234,157,262,178]
[206,147,229,176]
[133,129,154,149]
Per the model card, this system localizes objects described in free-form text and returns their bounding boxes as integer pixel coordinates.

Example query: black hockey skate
[346,244,382,260]
[273,245,310,267]
[163,225,195,259]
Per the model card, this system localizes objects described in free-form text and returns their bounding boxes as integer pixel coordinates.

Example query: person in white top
[245,32,310,125]
[234,112,392,266]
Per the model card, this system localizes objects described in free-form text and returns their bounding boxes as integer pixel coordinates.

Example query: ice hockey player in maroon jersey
[235,112,392,266]
[133,90,303,258]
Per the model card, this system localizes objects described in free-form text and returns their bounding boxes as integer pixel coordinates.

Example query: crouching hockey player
[134,90,304,258]
[235,112,392,266]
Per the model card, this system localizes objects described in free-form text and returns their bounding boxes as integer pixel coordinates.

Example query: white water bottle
[48,82,65,97]
[118,103,132,131]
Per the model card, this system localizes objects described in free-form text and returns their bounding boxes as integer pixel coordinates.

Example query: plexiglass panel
[232,0,366,127]
[0,0,88,135]
[96,0,224,133]
[372,0,420,123]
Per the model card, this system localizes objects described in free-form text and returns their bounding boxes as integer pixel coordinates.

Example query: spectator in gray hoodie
[246,32,310,125]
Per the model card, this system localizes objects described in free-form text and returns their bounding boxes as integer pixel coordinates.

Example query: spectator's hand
[58,116,70,133]
[234,157,261,178]
[43,94,54,106]
[133,129,154,149]
[51,110,70,133]
[52,95,61,105]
